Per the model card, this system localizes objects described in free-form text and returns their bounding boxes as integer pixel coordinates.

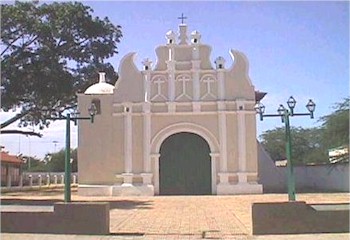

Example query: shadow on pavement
[1,198,153,210]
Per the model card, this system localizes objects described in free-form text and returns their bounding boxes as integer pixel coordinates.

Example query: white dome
[84,72,115,95]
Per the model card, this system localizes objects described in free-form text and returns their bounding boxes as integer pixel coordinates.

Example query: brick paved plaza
[1,190,349,239]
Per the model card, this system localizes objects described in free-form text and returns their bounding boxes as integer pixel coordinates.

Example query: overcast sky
[1,1,349,158]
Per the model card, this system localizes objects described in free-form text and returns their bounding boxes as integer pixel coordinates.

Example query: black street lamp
[255,96,316,201]
[48,103,97,202]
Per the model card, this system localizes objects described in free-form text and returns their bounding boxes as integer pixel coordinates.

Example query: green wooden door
[159,132,211,195]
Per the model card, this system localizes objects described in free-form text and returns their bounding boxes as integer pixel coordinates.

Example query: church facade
[77,22,263,196]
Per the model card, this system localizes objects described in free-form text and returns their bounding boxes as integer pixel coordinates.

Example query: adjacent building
[1,149,24,187]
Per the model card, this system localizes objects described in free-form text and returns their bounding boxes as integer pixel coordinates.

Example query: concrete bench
[1,202,110,235]
[252,201,349,235]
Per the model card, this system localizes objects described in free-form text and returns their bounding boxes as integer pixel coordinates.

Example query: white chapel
[77,21,264,196]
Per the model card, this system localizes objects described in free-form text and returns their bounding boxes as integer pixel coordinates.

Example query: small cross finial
[177,13,187,24]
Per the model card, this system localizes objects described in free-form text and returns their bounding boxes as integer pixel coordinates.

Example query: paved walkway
[1,192,350,239]
[2,233,350,240]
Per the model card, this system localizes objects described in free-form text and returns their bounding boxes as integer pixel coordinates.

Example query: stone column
[54,175,58,185]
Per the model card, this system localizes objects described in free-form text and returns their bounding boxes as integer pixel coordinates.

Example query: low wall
[252,201,350,235]
[1,172,78,190]
[1,202,110,235]
[22,172,78,185]
[258,143,350,192]
[294,164,349,192]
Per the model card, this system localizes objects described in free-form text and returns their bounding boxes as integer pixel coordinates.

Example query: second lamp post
[255,96,316,201]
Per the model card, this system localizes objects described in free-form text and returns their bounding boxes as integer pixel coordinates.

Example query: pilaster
[217,69,225,100]
[218,102,227,172]
[237,100,247,183]
[167,59,176,102]
[124,103,132,173]
[143,71,151,102]
[152,153,161,195]
[143,102,151,172]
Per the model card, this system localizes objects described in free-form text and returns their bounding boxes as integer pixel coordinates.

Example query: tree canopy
[260,127,327,165]
[260,98,349,165]
[22,148,78,172]
[22,155,47,172]
[45,149,78,172]
[1,1,122,130]
[320,97,349,149]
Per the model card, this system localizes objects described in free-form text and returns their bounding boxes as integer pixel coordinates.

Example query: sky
[1,1,349,158]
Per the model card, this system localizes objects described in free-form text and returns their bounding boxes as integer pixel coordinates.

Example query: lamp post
[48,103,97,202]
[255,96,316,201]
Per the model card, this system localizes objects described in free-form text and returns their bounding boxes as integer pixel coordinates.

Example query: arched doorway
[159,132,212,195]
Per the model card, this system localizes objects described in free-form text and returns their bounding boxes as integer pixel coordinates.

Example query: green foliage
[260,98,349,165]
[22,156,47,172]
[260,127,286,161]
[260,127,327,165]
[1,1,122,128]
[46,148,77,172]
[320,98,349,149]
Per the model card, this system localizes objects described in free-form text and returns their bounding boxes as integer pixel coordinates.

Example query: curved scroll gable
[226,49,255,100]
[114,52,143,103]
[154,46,168,71]
[228,49,253,86]
[199,44,214,70]
[117,52,140,83]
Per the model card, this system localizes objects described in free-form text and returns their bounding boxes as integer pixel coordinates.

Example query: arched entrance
[159,132,212,195]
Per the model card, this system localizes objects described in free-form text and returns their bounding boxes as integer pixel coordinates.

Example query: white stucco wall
[258,143,349,192]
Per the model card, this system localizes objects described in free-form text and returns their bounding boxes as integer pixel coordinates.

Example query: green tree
[320,98,349,149]
[260,98,349,165]
[1,1,122,131]
[260,127,286,161]
[320,98,349,163]
[22,156,47,172]
[260,127,328,165]
[46,148,77,172]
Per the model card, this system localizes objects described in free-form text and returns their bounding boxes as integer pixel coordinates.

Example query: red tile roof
[1,151,24,165]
